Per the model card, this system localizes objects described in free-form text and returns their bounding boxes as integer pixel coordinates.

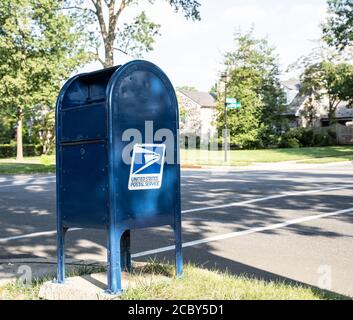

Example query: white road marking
[182,185,353,214]
[131,206,353,258]
[0,184,352,243]
[0,228,81,243]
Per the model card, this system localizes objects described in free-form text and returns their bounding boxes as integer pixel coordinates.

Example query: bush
[279,137,301,149]
[0,144,41,159]
[279,128,337,148]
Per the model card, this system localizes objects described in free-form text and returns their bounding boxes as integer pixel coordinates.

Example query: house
[176,90,218,143]
[282,79,353,144]
[282,79,353,127]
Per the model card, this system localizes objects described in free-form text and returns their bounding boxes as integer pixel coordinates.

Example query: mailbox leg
[107,226,123,294]
[174,220,183,278]
[57,227,68,284]
[121,230,131,272]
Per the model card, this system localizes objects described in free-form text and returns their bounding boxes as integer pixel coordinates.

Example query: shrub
[279,137,300,149]
[279,127,338,148]
[0,144,41,159]
[39,155,53,166]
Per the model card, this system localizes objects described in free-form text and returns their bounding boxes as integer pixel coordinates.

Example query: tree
[300,61,353,125]
[0,116,15,144]
[323,0,353,50]
[217,30,286,149]
[0,0,91,159]
[64,0,201,67]
[287,40,353,76]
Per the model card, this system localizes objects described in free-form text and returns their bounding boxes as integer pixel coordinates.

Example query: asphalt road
[0,163,353,297]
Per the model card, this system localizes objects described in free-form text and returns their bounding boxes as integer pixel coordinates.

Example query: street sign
[227,102,241,109]
[226,98,241,109]
[226,98,237,104]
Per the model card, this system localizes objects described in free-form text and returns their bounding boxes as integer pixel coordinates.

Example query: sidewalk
[0,258,105,287]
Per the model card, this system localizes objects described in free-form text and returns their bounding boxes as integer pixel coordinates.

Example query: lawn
[0,155,55,174]
[1,146,353,174]
[181,145,353,166]
[0,263,347,300]
[121,264,345,300]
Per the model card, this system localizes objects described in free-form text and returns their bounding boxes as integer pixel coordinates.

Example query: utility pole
[221,72,228,162]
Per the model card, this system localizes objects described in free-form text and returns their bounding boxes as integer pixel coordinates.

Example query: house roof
[327,102,353,119]
[178,90,217,108]
[281,79,353,119]
[286,93,353,119]
[283,94,307,116]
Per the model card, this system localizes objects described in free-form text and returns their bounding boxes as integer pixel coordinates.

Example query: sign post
[224,80,228,163]
[223,96,241,162]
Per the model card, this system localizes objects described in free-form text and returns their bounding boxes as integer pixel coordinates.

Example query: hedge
[0,144,41,159]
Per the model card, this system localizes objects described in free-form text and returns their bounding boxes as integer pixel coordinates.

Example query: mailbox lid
[107,60,180,228]
[57,66,119,143]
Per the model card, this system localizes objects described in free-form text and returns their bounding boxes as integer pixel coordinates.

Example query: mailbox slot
[61,103,106,142]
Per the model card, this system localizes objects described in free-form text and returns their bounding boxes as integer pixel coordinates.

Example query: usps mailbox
[56,60,182,294]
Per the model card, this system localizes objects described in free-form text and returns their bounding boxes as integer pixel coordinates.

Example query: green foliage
[300,61,353,124]
[179,105,187,124]
[0,144,40,158]
[117,11,161,57]
[28,104,56,155]
[323,0,353,50]
[0,117,15,144]
[279,128,336,149]
[167,0,201,21]
[217,29,286,149]
[39,154,54,166]
[0,0,92,157]
[65,0,201,66]
[287,41,353,76]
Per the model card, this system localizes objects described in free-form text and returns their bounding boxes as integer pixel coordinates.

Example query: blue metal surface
[56,60,182,294]
[61,142,108,228]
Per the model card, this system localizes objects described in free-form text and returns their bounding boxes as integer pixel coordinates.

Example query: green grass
[0,155,55,174]
[0,263,347,300]
[121,264,345,300]
[181,146,353,166]
[0,264,105,300]
[0,146,353,174]
[300,155,353,164]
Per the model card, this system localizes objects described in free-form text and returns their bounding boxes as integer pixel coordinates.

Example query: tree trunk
[92,0,125,68]
[104,39,114,67]
[16,110,24,162]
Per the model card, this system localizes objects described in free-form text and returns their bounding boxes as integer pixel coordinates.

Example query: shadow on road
[0,170,353,298]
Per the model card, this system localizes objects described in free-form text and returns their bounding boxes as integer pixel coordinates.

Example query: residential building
[283,79,353,127]
[176,90,218,143]
[282,79,353,144]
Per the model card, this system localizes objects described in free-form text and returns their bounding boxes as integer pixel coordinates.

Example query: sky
[80,0,329,92]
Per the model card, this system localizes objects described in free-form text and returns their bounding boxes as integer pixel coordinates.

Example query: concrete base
[0,258,104,287]
[39,271,169,300]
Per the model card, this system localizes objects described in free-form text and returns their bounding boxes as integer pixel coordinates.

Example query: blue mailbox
[55,60,182,294]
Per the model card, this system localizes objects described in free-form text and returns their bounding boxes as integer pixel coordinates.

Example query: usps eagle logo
[128,144,166,190]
